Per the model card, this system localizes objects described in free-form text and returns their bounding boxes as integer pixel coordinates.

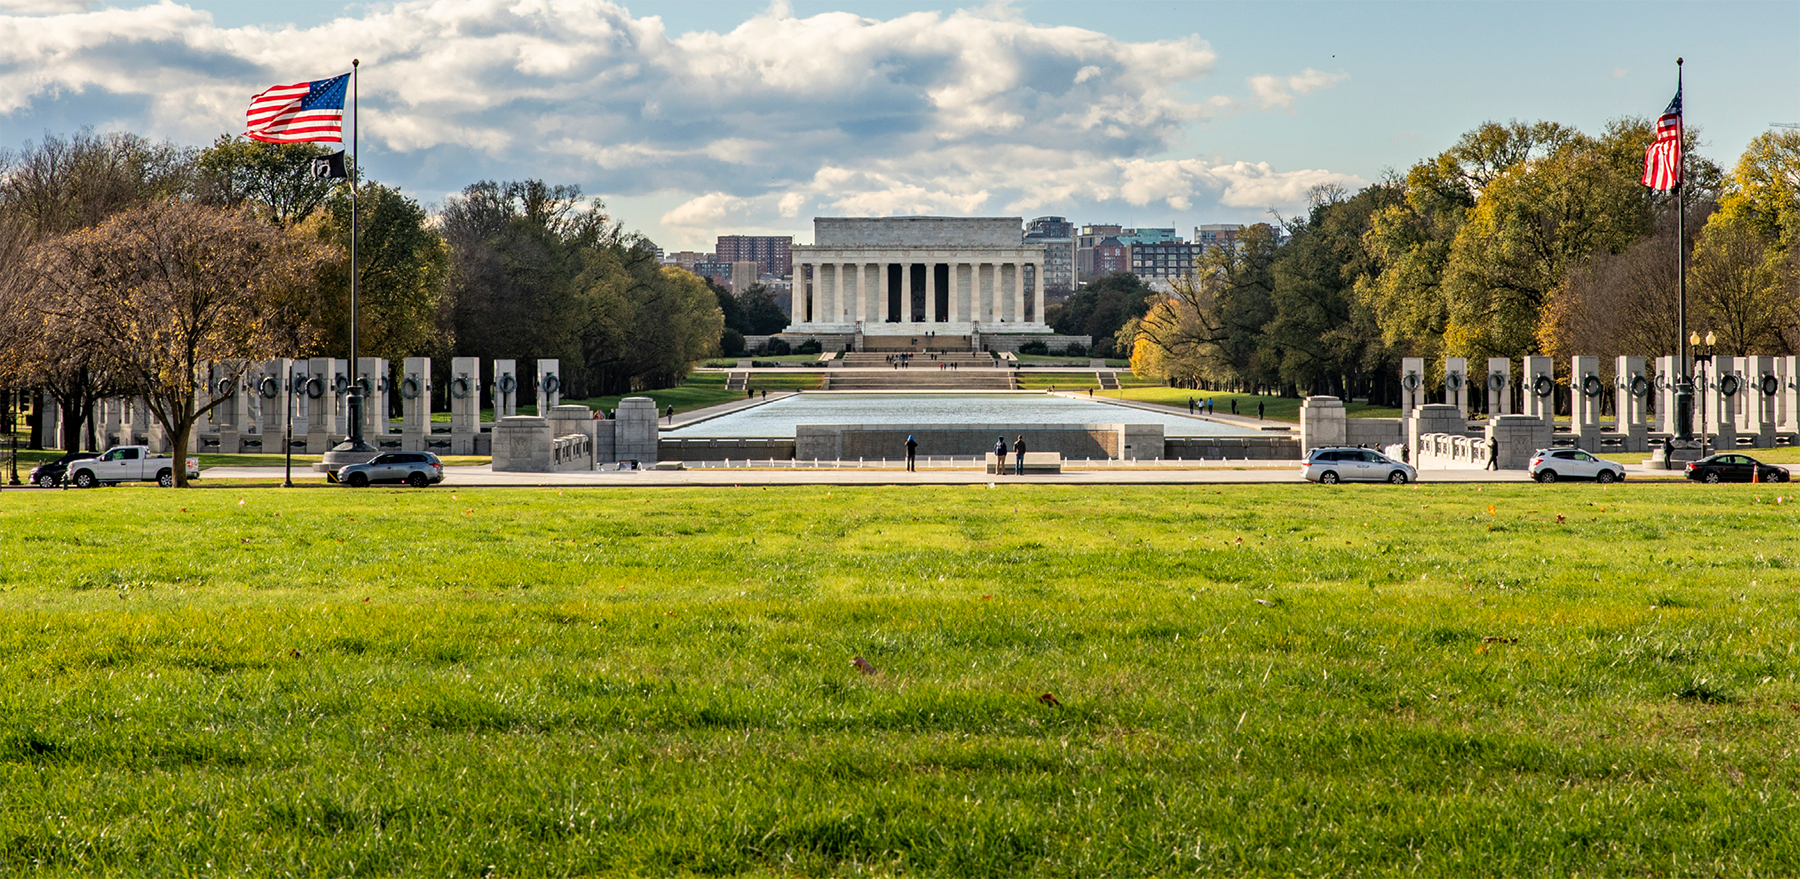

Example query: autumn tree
[303,182,450,365]
[0,130,192,449]
[194,136,340,225]
[25,201,332,485]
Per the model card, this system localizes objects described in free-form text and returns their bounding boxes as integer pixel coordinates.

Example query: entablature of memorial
[790,247,1048,261]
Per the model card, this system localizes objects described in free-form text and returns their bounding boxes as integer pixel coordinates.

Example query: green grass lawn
[3,484,1800,875]
[1115,387,1403,421]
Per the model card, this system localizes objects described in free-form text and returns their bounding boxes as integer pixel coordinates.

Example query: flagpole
[345,57,367,451]
[1673,57,1692,442]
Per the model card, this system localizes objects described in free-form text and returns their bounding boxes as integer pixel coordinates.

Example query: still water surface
[666,392,1270,438]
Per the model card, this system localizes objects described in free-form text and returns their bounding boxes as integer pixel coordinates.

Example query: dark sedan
[27,451,99,488]
[1685,453,1790,484]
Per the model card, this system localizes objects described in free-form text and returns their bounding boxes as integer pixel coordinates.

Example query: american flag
[1641,86,1682,191]
[245,73,349,143]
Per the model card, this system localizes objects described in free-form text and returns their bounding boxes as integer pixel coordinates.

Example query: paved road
[159,463,1666,488]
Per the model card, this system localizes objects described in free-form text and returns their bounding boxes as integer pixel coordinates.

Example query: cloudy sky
[3,0,1795,251]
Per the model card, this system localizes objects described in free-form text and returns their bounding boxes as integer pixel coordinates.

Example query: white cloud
[0,0,89,12]
[1248,67,1346,110]
[0,0,1361,247]
[659,191,748,229]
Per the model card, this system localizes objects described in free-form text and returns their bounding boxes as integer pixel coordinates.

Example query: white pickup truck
[67,446,201,488]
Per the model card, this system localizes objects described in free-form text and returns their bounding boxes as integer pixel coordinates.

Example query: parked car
[1685,453,1789,484]
[67,446,201,488]
[1529,449,1626,484]
[27,451,98,488]
[1302,447,1417,484]
[334,452,444,487]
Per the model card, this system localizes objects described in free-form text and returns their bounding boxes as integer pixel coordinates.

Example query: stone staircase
[824,370,1017,391]
[839,351,997,368]
[725,372,748,391]
[1097,372,1121,390]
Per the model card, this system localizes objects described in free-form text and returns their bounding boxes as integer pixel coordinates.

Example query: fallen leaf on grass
[852,656,878,675]
[1038,692,1063,708]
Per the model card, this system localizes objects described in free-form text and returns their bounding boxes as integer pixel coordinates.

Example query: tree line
[1123,121,1800,405]
[0,130,729,457]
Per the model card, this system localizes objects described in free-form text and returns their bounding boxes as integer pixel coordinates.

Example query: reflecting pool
[666,392,1271,438]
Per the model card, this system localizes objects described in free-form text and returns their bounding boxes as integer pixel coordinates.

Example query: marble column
[878,262,890,322]
[901,263,913,325]
[1013,262,1025,325]
[993,266,1008,327]
[949,262,965,324]
[925,263,938,324]
[846,263,861,325]
[1031,261,1044,324]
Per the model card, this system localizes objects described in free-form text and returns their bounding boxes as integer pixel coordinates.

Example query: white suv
[1302,447,1417,484]
[1529,448,1625,484]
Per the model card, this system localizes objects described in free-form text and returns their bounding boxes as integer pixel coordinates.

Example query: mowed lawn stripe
[1,484,1798,875]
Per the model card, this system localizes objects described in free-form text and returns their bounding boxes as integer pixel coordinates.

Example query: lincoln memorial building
[786,217,1056,346]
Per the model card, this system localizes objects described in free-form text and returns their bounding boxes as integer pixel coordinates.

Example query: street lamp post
[283,364,295,488]
[1692,330,1715,457]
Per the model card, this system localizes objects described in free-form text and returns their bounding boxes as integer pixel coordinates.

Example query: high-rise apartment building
[1023,216,1075,297]
[1076,224,1123,280]
[714,235,793,277]
[1194,224,1245,250]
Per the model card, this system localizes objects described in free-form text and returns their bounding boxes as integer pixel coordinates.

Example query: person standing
[1231,399,1238,415]
[993,436,1007,475]
[1257,401,1264,420]
[1013,435,1027,475]
[905,435,918,471]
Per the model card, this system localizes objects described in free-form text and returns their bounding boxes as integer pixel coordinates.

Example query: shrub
[1017,341,1050,355]
[795,339,823,355]
[720,329,746,357]
[1059,343,1088,357]
[763,337,792,356]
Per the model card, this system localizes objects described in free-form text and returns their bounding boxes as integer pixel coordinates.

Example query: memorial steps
[822,370,1017,391]
[839,352,997,368]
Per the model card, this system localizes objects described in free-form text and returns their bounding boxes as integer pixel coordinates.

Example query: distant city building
[1194,224,1245,250]
[715,235,793,277]
[730,261,760,293]
[691,260,732,286]
[1129,241,1207,285]
[1091,236,1129,276]
[667,251,713,270]
[1076,224,1122,280]
[1114,227,1180,247]
[1023,216,1075,297]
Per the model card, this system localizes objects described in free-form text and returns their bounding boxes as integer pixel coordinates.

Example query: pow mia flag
[310,150,348,180]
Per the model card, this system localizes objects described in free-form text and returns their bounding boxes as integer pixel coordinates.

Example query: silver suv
[334,452,444,487]
[1529,448,1624,484]
[1302,447,1416,485]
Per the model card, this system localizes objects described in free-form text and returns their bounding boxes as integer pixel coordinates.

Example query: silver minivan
[1302,447,1417,485]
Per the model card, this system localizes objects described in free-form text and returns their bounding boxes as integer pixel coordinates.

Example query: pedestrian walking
[1257,401,1264,420]
[1012,435,1027,475]
[1231,399,1238,415]
[665,404,675,423]
[993,436,1008,475]
[905,435,918,471]
[1485,436,1499,471]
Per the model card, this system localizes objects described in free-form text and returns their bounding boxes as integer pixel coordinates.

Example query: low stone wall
[1347,419,1404,448]
[795,423,1163,460]
[659,437,798,462]
[1415,433,1487,469]
[550,433,593,471]
[1414,415,1551,470]
[980,334,1093,354]
[1162,435,1301,460]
